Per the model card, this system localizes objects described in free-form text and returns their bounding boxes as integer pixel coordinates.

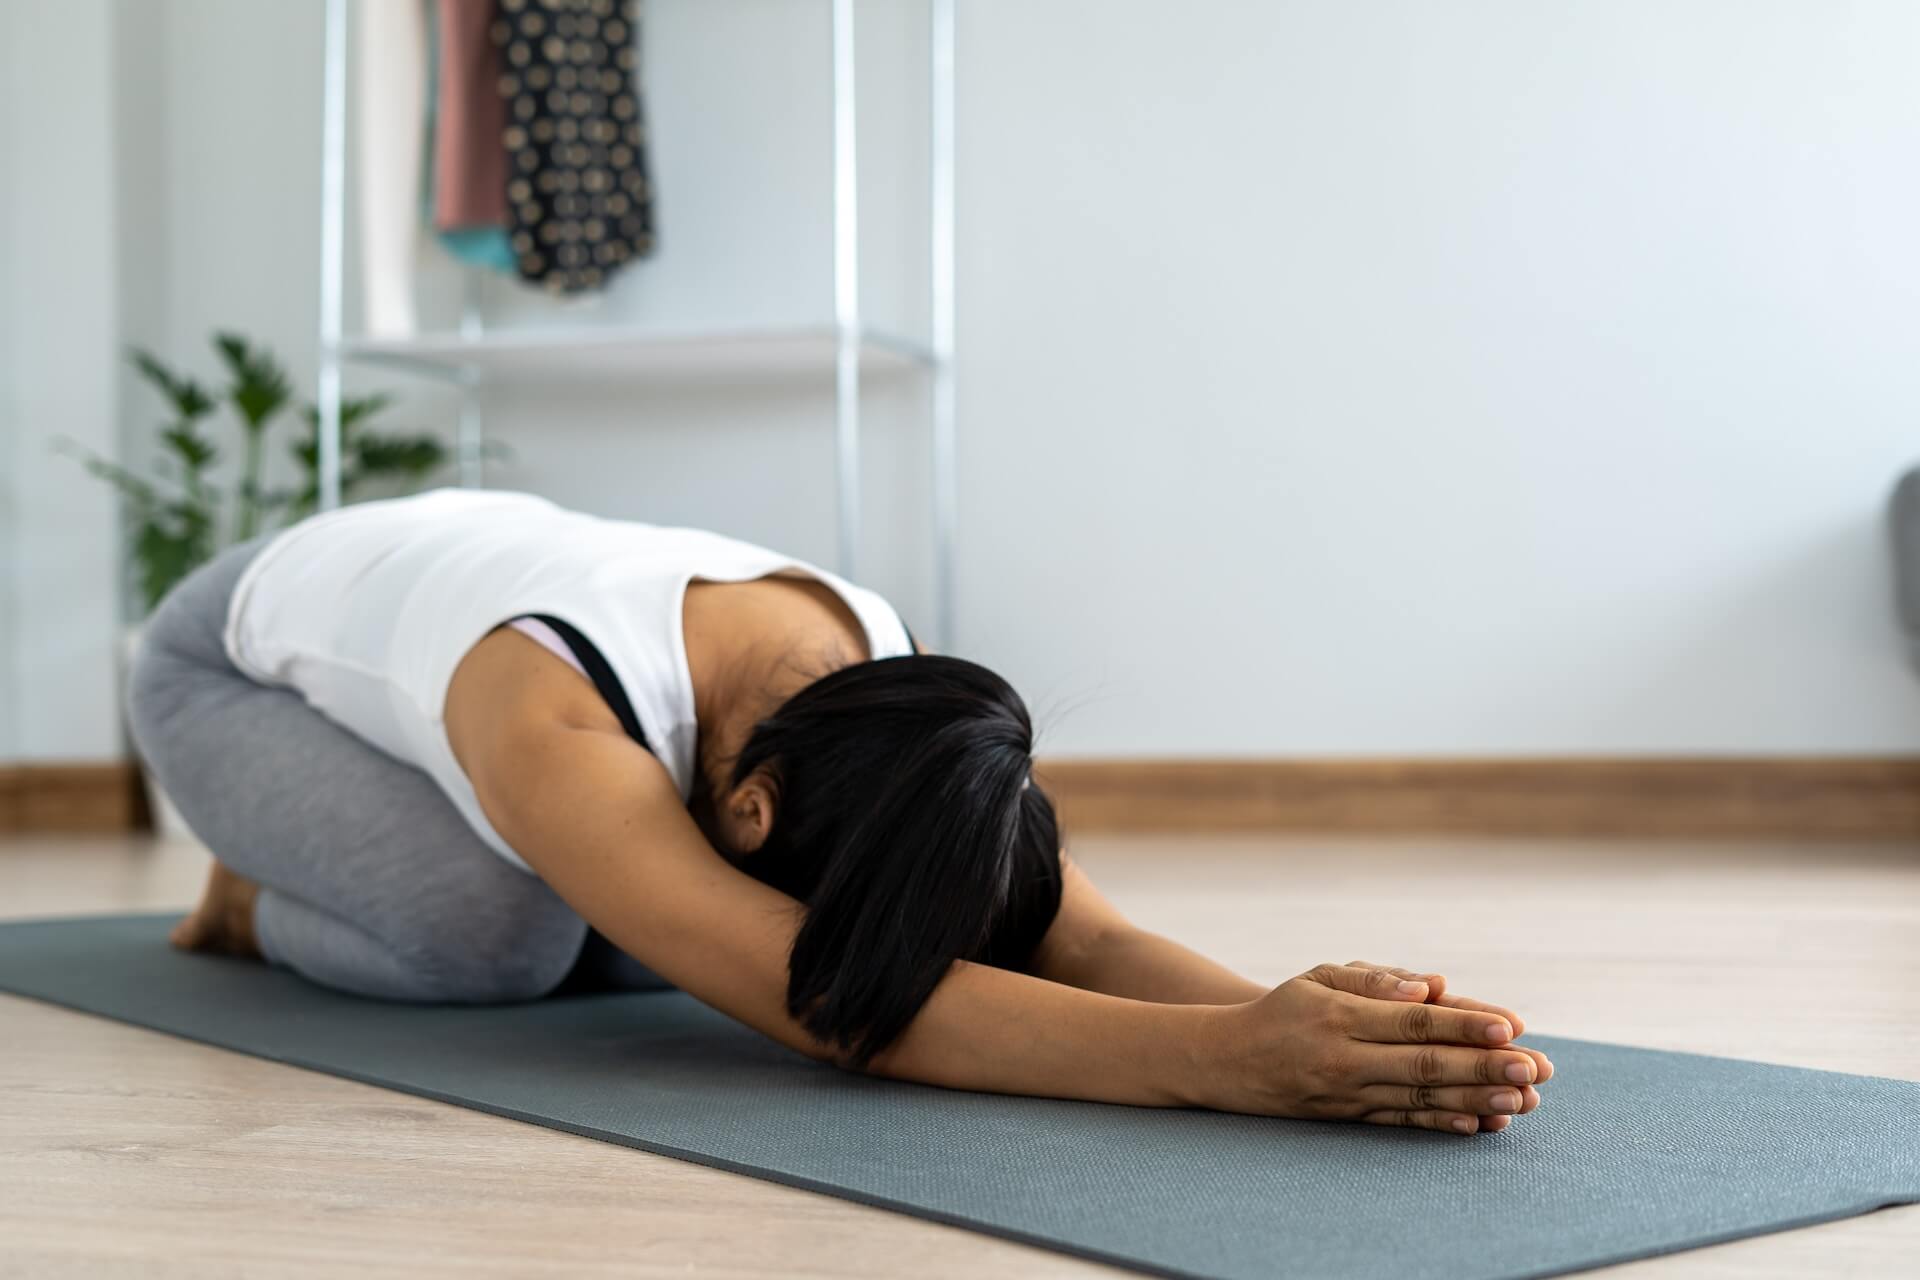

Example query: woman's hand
[1202,961,1553,1135]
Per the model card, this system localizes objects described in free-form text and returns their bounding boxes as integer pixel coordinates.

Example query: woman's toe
[168,913,205,949]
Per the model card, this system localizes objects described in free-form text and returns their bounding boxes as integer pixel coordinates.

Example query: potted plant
[58,331,459,837]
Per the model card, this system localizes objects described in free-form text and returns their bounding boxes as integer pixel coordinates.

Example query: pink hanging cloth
[433,0,510,231]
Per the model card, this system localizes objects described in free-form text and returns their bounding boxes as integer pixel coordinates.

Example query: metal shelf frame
[315,0,958,649]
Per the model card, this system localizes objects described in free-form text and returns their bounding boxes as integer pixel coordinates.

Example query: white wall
[10,0,1920,761]
[0,0,123,761]
[961,0,1920,755]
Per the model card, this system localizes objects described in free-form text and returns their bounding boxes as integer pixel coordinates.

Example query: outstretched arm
[1031,853,1542,1050]
[1031,851,1269,1004]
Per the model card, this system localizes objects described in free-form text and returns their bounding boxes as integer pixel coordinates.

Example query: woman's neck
[683,577,870,801]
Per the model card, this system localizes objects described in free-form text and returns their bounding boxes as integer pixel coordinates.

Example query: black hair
[726,653,1062,1071]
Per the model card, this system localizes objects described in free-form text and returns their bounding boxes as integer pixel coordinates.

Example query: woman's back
[223,487,915,871]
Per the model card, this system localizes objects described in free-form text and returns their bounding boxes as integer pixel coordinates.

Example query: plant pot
[120,622,199,844]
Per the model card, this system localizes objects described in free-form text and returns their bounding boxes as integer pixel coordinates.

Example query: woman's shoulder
[444,622,655,792]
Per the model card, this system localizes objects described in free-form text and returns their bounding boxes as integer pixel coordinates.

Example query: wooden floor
[2,831,1916,1278]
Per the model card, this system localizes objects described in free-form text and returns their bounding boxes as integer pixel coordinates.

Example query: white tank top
[221,487,916,875]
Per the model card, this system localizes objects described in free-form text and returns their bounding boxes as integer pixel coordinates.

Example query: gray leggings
[125,535,671,1002]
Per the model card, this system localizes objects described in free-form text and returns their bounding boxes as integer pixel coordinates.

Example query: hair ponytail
[728,655,1063,1069]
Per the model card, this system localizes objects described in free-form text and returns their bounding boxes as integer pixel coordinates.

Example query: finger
[1346,960,1447,1003]
[1347,995,1515,1047]
[1511,1045,1555,1084]
[1431,991,1525,1038]
[1354,1041,1541,1088]
[1357,1083,1531,1116]
[1305,963,1433,1003]
[1362,1109,1483,1136]
[1479,1113,1513,1133]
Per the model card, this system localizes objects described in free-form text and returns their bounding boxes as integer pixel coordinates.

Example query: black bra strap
[528,614,653,753]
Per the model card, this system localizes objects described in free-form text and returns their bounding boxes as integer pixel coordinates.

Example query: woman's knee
[403,901,588,1003]
[410,944,580,1004]
[125,538,272,763]
[125,631,200,767]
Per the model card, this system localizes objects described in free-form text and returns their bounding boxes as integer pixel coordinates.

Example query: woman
[129,487,1550,1135]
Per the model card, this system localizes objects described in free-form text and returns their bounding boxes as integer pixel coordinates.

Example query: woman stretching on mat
[132,487,1551,1137]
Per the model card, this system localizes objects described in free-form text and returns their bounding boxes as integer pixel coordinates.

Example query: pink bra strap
[506,616,590,680]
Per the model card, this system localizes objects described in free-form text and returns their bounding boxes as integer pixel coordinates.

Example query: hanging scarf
[490,0,657,293]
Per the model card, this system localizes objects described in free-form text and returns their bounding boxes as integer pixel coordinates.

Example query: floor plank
[1,831,1915,1277]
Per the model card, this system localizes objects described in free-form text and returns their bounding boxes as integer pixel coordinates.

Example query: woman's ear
[719,766,779,855]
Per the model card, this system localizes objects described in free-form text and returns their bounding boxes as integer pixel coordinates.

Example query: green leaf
[133,510,212,612]
[161,423,218,471]
[299,392,395,438]
[215,332,293,430]
[211,332,249,372]
[342,392,395,428]
[128,347,215,420]
[353,432,446,478]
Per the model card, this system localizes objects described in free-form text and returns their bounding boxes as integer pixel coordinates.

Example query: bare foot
[169,859,263,959]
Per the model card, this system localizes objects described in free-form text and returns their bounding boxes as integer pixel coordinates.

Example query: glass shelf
[334,325,936,382]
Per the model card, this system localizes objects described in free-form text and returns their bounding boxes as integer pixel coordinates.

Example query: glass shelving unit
[313,0,958,646]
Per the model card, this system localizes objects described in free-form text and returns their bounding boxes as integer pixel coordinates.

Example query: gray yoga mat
[2,913,1915,1280]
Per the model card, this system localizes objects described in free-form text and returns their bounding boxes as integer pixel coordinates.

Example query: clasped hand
[1211,961,1553,1135]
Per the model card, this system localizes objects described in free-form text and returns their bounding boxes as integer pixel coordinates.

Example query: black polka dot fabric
[490,0,656,293]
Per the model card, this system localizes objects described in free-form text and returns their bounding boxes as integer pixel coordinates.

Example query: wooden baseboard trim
[1033,757,1920,840]
[6,757,1919,841]
[0,762,149,834]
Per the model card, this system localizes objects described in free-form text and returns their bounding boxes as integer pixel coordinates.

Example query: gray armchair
[1890,469,1920,673]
